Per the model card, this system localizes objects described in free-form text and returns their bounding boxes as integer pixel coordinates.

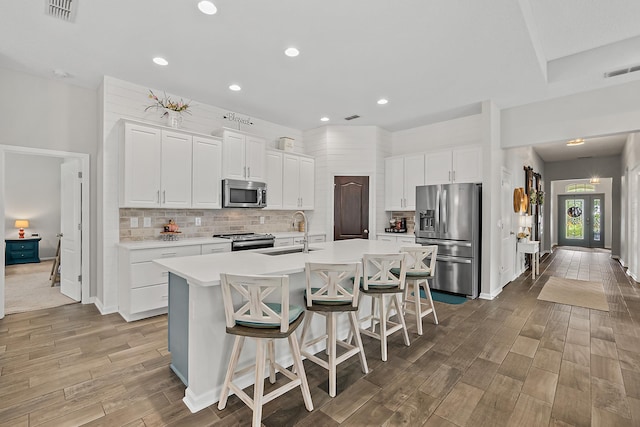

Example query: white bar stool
[218,273,313,427]
[299,262,369,397]
[357,253,410,361]
[397,246,439,335]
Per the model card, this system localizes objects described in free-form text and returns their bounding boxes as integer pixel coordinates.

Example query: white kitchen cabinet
[377,234,415,244]
[274,237,294,247]
[425,146,482,185]
[384,154,425,211]
[221,129,266,182]
[121,122,192,208]
[192,136,222,209]
[282,153,315,210]
[119,241,230,321]
[265,150,283,209]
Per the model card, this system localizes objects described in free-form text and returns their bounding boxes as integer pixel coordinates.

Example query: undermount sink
[259,247,320,256]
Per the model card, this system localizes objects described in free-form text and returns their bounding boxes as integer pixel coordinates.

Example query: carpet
[4,260,77,315]
[537,276,609,312]
[418,289,467,305]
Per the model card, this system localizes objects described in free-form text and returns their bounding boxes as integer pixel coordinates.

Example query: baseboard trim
[479,287,503,300]
[94,298,117,315]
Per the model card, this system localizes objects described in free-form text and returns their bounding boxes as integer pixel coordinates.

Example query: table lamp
[518,215,532,240]
[15,220,29,239]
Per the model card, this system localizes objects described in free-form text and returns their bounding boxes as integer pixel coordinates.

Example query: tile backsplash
[119,209,302,241]
[387,211,416,233]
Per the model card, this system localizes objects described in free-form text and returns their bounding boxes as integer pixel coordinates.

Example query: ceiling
[1,1,640,151]
[532,134,628,162]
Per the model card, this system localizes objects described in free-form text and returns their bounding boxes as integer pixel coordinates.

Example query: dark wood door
[334,176,369,240]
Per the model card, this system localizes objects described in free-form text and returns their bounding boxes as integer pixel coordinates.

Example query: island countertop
[153,239,416,287]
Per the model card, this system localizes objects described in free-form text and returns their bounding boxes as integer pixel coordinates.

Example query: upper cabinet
[192,136,222,209]
[221,129,266,182]
[121,123,192,208]
[265,150,283,209]
[425,146,482,185]
[120,121,221,209]
[384,154,425,211]
[282,153,315,210]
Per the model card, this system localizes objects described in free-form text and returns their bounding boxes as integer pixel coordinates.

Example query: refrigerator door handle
[442,188,447,234]
[437,256,472,264]
[421,239,472,247]
[435,188,441,233]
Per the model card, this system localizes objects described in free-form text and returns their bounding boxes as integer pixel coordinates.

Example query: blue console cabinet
[5,238,41,265]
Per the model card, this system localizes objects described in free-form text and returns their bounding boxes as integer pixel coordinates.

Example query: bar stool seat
[356,253,410,362]
[218,273,313,427]
[299,262,368,397]
[394,246,439,335]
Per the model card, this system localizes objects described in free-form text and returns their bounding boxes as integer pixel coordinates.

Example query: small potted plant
[529,188,538,206]
[145,90,191,128]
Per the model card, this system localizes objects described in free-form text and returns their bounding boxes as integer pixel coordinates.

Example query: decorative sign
[223,112,253,126]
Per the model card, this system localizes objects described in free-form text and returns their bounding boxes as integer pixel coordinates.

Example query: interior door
[500,169,515,285]
[334,176,369,240]
[557,194,605,248]
[60,160,82,301]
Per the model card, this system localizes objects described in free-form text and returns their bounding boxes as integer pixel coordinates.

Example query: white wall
[4,153,63,258]
[0,67,98,297]
[392,114,482,155]
[98,76,304,313]
[622,132,640,280]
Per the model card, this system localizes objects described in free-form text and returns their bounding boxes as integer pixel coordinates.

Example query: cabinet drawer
[378,236,394,242]
[201,243,231,254]
[274,238,294,247]
[130,262,168,288]
[130,284,168,313]
[6,242,36,251]
[129,245,201,263]
[397,237,416,244]
[9,249,36,259]
[308,235,325,243]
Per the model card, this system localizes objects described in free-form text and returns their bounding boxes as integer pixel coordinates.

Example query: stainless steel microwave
[222,179,267,208]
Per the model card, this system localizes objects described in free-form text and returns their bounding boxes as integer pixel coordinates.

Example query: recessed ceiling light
[197,1,217,15]
[320,117,329,122]
[377,98,388,105]
[153,57,168,66]
[566,138,585,146]
[229,84,242,91]
[284,47,300,57]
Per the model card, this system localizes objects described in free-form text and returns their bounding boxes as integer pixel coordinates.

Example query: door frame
[0,145,90,319]
[328,173,375,242]
[557,193,605,248]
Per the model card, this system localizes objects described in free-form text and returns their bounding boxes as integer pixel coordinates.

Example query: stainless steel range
[214,233,275,251]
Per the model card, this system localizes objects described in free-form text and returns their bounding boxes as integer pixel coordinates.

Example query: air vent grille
[344,115,360,121]
[45,0,77,22]
[604,64,640,78]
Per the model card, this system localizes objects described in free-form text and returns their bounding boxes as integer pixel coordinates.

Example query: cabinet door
[245,135,266,181]
[122,123,162,207]
[298,156,315,210]
[161,131,192,208]
[452,146,482,183]
[282,154,301,209]
[378,235,395,242]
[192,136,222,209]
[222,131,246,180]
[384,157,404,210]
[265,151,283,209]
[403,154,425,210]
[425,150,452,185]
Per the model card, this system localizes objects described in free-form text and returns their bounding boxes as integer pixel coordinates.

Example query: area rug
[418,289,467,305]
[4,260,77,314]
[537,276,609,311]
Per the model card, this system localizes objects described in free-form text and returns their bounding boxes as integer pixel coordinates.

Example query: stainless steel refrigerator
[415,183,481,298]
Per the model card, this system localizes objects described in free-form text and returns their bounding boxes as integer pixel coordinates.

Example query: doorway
[334,176,369,240]
[0,145,90,319]
[557,194,605,248]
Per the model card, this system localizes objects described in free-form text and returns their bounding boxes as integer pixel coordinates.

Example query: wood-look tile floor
[1,247,639,426]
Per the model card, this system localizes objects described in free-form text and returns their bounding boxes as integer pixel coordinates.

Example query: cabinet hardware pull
[163,190,166,203]
[248,167,251,178]
[157,190,160,203]
[452,171,456,182]
[244,166,247,178]
[161,252,177,257]
[448,171,451,181]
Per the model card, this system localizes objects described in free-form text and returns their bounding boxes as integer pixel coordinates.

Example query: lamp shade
[14,220,29,229]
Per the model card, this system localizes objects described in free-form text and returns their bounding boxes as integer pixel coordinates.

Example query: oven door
[232,240,275,251]
[222,179,266,208]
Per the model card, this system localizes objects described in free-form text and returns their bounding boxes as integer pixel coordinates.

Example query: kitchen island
[154,238,416,413]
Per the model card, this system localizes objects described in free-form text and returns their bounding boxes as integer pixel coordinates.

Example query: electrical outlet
[195,217,201,226]
[260,216,265,224]
[130,217,139,228]
[143,217,151,227]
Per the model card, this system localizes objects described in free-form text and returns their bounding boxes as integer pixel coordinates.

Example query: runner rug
[537,276,609,312]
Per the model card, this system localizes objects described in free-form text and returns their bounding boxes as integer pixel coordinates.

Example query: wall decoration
[223,112,253,126]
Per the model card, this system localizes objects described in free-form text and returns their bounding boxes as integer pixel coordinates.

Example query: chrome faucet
[292,210,309,253]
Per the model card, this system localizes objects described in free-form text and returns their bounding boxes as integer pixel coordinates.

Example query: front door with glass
[557,194,604,248]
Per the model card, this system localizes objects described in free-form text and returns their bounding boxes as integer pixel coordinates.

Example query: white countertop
[118,237,231,249]
[154,238,417,287]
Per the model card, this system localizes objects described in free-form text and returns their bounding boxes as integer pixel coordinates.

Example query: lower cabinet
[377,234,416,244]
[118,242,230,321]
[274,234,326,247]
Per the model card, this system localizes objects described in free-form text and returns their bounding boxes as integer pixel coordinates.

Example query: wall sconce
[15,219,29,238]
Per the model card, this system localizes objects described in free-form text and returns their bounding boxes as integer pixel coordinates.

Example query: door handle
[510,231,515,235]
[363,229,369,234]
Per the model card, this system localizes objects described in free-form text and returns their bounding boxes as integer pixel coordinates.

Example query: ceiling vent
[604,64,640,79]
[344,115,360,121]
[45,0,77,22]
